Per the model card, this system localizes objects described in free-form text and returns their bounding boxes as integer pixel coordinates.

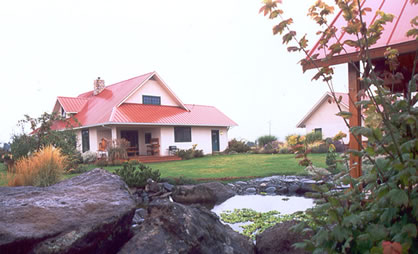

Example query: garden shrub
[81,151,97,164]
[226,138,251,153]
[111,159,124,166]
[66,165,89,174]
[128,159,140,165]
[325,144,337,172]
[305,131,322,144]
[115,163,160,188]
[176,145,204,160]
[7,145,67,187]
[309,142,329,153]
[257,135,277,147]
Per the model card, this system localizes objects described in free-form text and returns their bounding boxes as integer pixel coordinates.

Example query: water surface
[212,195,314,216]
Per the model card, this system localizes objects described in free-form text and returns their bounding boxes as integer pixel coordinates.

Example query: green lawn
[141,153,328,180]
[1,153,330,186]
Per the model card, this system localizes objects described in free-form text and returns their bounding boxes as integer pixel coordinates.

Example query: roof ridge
[104,71,154,89]
[184,104,214,108]
[58,96,89,100]
[77,71,155,97]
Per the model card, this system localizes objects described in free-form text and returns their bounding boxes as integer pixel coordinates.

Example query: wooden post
[348,62,362,178]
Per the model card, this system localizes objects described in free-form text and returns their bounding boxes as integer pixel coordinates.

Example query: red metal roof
[52,72,237,129]
[112,104,238,127]
[57,97,88,113]
[304,0,418,70]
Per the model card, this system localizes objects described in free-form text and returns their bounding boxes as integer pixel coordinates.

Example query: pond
[212,195,314,215]
[211,195,315,233]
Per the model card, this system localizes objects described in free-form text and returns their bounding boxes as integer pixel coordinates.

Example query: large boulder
[0,168,136,254]
[172,181,235,207]
[119,200,255,254]
[255,220,312,254]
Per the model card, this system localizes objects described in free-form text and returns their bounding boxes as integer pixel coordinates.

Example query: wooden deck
[128,155,182,164]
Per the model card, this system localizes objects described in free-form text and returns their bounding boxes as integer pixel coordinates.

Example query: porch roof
[111,104,237,127]
[303,0,418,70]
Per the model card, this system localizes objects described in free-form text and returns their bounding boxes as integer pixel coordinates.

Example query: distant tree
[257,135,277,147]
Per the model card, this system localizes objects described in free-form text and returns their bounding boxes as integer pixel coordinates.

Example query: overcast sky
[0,0,348,144]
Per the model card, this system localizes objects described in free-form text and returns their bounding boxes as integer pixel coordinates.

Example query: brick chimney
[93,77,105,95]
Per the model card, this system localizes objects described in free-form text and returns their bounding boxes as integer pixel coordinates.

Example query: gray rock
[145,179,161,193]
[172,182,236,207]
[256,220,312,254]
[245,187,257,194]
[132,208,147,225]
[265,187,276,193]
[162,182,174,192]
[0,168,136,254]
[235,181,247,185]
[288,184,300,194]
[119,200,255,254]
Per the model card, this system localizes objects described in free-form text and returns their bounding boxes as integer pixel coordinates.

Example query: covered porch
[86,125,172,158]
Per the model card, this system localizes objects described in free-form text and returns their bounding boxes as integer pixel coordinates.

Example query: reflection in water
[212,195,314,216]
[211,195,315,234]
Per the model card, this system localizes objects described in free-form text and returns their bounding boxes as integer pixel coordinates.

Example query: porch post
[111,126,117,141]
[348,62,362,178]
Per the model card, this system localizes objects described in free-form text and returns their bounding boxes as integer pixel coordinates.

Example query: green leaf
[282,31,296,44]
[336,111,353,119]
[366,224,388,242]
[389,189,409,207]
[402,223,417,238]
[350,126,372,137]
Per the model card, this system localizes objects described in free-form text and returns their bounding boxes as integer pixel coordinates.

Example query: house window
[174,127,191,142]
[145,133,152,144]
[81,129,90,153]
[143,95,161,105]
[61,107,66,118]
[314,128,322,136]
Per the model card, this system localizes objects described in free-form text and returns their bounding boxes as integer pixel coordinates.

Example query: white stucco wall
[124,80,179,106]
[304,100,349,143]
[78,125,229,156]
[160,126,229,155]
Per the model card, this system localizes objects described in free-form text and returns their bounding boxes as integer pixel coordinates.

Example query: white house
[51,71,237,157]
[296,92,349,143]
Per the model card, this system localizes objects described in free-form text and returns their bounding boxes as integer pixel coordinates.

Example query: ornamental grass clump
[7,145,67,187]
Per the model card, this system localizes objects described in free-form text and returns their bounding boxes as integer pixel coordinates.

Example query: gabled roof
[56,97,88,113]
[304,0,418,70]
[296,92,348,128]
[52,71,237,129]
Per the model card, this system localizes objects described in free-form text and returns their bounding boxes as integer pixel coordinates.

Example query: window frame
[142,95,161,105]
[174,126,192,143]
[145,133,152,144]
[314,128,322,135]
[81,129,90,153]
